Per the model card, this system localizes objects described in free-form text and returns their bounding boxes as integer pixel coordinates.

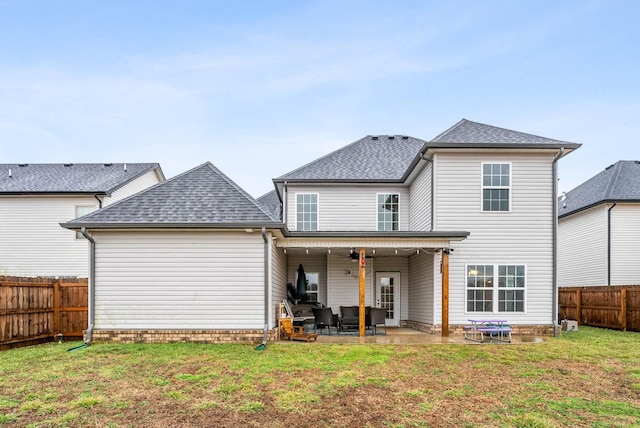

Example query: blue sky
[0,1,638,197]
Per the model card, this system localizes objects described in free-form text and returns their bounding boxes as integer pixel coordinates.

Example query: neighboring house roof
[558,160,640,218]
[61,162,279,229]
[0,163,163,195]
[274,135,427,182]
[275,119,580,183]
[256,190,282,221]
[431,119,579,148]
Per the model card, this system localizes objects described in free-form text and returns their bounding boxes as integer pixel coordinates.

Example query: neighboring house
[558,160,640,287]
[62,119,580,343]
[0,163,164,277]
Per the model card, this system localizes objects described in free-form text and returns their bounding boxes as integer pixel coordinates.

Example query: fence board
[0,276,88,350]
[559,285,640,332]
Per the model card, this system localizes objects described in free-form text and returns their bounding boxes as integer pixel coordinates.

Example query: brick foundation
[88,329,279,344]
[401,320,555,336]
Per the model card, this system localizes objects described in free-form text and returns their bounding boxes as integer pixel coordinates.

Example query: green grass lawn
[1,326,639,427]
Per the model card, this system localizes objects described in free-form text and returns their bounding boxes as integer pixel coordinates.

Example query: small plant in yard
[0,327,639,427]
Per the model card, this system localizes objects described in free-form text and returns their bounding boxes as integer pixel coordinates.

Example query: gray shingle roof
[431,119,577,146]
[275,135,427,182]
[0,163,162,194]
[63,162,276,227]
[275,120,579,183]
[559,160,640,217]
[256,190,282,221]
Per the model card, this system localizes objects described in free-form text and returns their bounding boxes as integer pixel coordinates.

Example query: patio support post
[359,247,366,337]
[441,249,450,337]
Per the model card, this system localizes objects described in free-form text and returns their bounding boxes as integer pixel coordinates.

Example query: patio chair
[340,306,360,331]
[279,318,318,342]
[312,307,338,335]
[368,307,387,335]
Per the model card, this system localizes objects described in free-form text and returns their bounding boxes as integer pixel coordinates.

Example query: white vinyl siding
[408,252,436,324]
[0,196,97,277]
[409,163,432,231]
[434,152,556,325]
[558,206,608,287]
[327,254,374,311]
[92,231,265,330]
[286,184,409,231]
[0,171,162,278]
[271,243,288,327]
[610,203,640,285]
[103,169,163,206]
[324,255,408,321]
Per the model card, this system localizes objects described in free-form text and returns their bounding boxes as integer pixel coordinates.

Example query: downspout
[552,147,564,337]
[421,152,435,230]
[607,202,617,285]
[282,182,288,225]
[94,194,103,208]
[80,227,95,344]
[257,227,269,350]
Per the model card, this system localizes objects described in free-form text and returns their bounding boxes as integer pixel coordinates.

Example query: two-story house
[62,119,579,343]
[0,163,164,277]
[558,160,640,287]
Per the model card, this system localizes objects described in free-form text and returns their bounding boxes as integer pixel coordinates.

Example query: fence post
[53,279,60,335]
[576,288,581,325]
[620,288,627,332]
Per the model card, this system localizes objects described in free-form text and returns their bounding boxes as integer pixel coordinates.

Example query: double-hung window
[482,163,510,211]
[466,264,525,313]
[377,193,399,231]
[296,193,318,231]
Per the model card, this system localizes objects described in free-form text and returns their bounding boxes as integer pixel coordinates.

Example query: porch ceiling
[276,231,468,258]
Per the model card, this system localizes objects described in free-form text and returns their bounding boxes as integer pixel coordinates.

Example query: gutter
[552,147,564,337]
[79,227,96,344]
[607,202,617,285]
[258,227,270,350]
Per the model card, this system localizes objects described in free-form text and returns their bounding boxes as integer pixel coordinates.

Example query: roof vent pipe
[124,163,127,172]
[8,169,11,178]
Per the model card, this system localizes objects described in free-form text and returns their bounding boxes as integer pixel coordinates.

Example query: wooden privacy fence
[0,276,88,350]
[559,285,640,332]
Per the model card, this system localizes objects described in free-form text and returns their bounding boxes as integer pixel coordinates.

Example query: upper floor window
[296,193,318,231]
[482,163,510,212]
[75,205,96,239]
[377,194,399,231]
[466,264,525,313]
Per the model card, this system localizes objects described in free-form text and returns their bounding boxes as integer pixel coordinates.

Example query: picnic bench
[464,319,512,343]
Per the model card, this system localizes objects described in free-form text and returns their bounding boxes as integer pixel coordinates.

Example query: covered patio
[274,231,470,338]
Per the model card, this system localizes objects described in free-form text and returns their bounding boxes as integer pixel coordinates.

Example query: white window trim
[294,192,319,231]
[74,205,97,239]
[464,263,527,314]
[480,162,512,213]
[376,192,400,231]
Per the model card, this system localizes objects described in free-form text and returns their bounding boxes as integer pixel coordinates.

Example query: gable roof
[559,160,640,218]
[275,120,580,184]
[256,190,282,221]
[274,135,427,182]
[431,119,579,148]
[62,162,279,229]
[0,163,163,195]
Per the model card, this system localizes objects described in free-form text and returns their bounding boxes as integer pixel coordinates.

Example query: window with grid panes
[482,163,510,211]
[296,194,318,231]
[377,193,399,231]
